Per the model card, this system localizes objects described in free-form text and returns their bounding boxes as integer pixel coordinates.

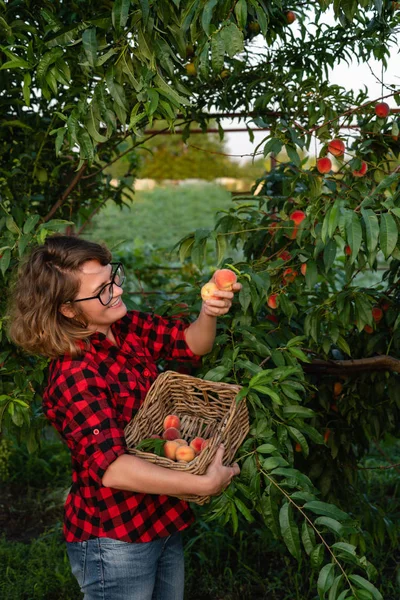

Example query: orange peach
[344,245,351,256]
[190,437,205,455]
[300,263,307,276]
[214,269,237,291]
[175,445,196,463]
[175,438,188,446]
[372,307,383,323]
[164,440,179,460]
[163,414,181,431]
[333,382,343,396]
[286,11,296,24]
[201,282,219,301]
[162,427,181,441]
[267,294,278,309]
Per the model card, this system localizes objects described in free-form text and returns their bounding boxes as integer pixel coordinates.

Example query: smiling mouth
[109,298,122,308]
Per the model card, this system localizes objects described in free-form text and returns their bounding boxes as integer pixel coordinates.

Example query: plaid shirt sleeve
[127,310,200,363]
[55,367,127,485]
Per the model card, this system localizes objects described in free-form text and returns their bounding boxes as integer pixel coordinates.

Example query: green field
[85,183,234,252]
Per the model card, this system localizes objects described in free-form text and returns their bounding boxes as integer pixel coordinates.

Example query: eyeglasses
[66,262,125,306]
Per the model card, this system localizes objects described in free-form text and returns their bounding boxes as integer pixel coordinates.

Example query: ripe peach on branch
[328,139,345,157]
[352,161,367,177]
[267,294,278,309]
[317,157,332,174]
[375,102,390,118]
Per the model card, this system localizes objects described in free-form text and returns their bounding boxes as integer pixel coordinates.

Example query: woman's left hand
[201,282,242,318]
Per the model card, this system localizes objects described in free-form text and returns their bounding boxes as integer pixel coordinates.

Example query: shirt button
[93,428,100,435]
[143,368,151,378]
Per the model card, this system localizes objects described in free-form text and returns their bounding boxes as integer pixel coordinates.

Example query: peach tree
[1,1,400,598]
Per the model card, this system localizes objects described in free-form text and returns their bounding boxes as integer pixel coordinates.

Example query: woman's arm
[102,444,239,497]
[184,282,242,355]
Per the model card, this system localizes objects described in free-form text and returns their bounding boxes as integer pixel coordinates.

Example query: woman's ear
[59,303,76,319]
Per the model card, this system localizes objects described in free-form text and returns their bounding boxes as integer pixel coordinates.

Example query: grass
[84,182,234,251]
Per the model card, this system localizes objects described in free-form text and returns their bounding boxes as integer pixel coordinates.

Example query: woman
[8,234,241,600]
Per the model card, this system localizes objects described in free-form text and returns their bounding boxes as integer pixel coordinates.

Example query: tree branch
[43,162,87,223]
[304,355,400,375]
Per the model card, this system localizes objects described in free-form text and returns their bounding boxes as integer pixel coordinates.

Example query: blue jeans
[66,533,185,600]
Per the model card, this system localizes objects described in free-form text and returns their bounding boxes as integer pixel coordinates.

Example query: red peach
[150,434,162,439]
[266,314,279,323]
[201,282,219,301]
[381,301,390,312]
[372,307,383,323]
[352,161,368,177]
[333,381,343,396]
[267,294,278,309]
[283,267,298,283]
[364,324,374,334]
[324,430,331,443]
[286,11,296,24]
[344,245,351,256]
[295,442,302,452]
[317,157,332,174]
[300,263,307,276]
[175,445,196,463]
[290,210,306,225]
[328,139,345,157]
[375,102,390,118]
[200,439,209,451]
[214,268,237,291]
[162,427,181,441]
[164,440,179,460]
[163,414,181,431]
[289,224,299,240]
[190,437,205,455]
[278,250,292,261]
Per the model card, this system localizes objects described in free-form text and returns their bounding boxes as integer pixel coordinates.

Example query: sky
[222,11,400,163]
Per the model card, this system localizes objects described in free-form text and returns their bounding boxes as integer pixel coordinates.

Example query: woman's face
[68,260,127,334]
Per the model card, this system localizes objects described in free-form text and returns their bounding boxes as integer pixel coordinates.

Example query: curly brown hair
[7,235,112,358]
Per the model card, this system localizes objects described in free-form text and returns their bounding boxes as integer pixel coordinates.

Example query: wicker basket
[124,370,249,505]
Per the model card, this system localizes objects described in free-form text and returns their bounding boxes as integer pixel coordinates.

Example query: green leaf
[211,30,225,72]
[348,575,383,600]
[260,492,280,537]
[303,501,349,521]
[201,0,219,35]
[0,249,11,276]
[23,72,31,106]
[239,279,251,313]
[203,365,230,381]
[220,22,244,57]
[234,497,254,522]
[263,456,289,470]
[323,238,337,272]
[282,406,316,419]
[301,520,316,555]
[361,208,379,254]
[379,213,398,259]
[310,544,325,570]
[345,212,362,264]
[252,385,282,404]
[82,27,97,67]
[314,516,346,536]
[328,575,344,600]
[257,443,278,454]
[279,503,301,560]
[112,0,131,31]
[234,0,247,29]
[328,201,340,238]
[23,214,40,234]
[317,563,335,599]
[305,260,318,289]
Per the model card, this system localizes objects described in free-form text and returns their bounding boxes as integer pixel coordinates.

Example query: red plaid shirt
[42,310,199,543]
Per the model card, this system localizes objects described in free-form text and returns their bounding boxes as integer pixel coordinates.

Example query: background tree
[1,1,400,597]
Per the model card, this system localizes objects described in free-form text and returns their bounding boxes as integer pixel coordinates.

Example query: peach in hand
[190,437,205,455]
[163,414,181,431]
[162,427,181,441]
[214,269,237,291]
[201,282,219,301]
[175,445,196,463]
